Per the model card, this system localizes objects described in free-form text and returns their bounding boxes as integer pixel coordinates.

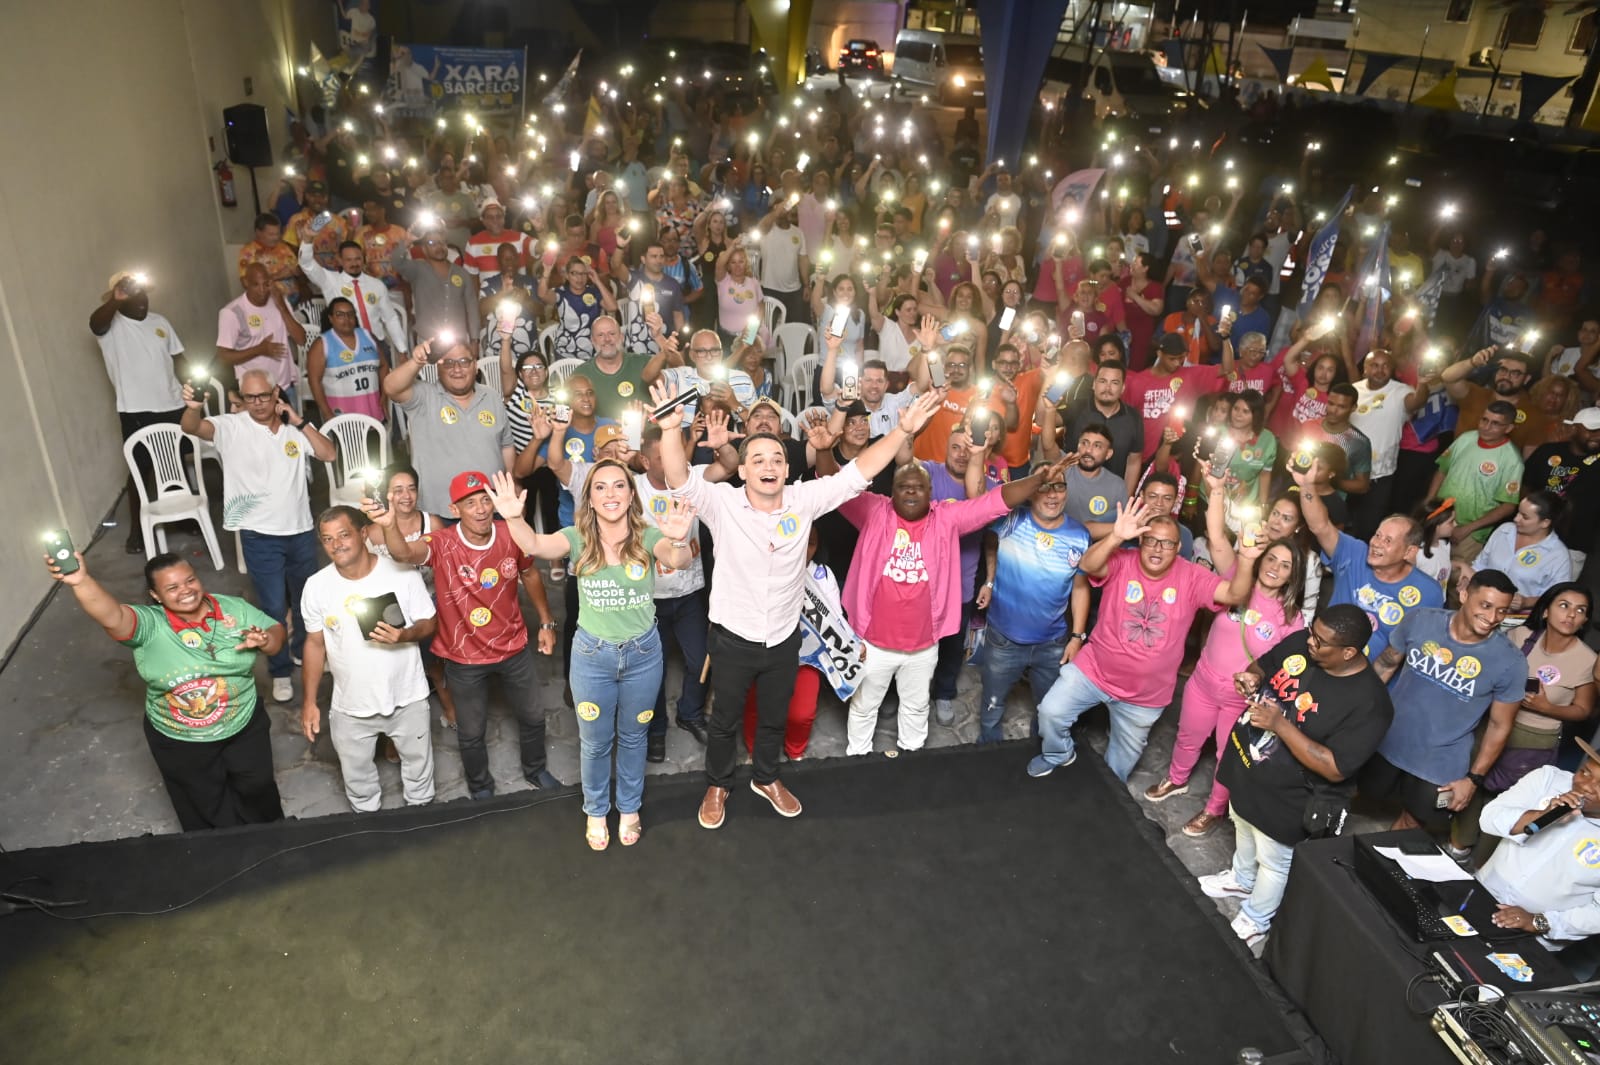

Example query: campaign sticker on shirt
[441,407,460,425]
[1378,601,1405,627]
[155,328,168,338]
[339,347,356,363]
[1305,387,1318,399]
[1551,454,1564,467]
[564,437,585,457]
[582,292,596,306]
[1283,654,1307,677]
[1508,480,1520,494]
[1517,549,1539,566]
[284,440,301,458]
[1125,581,1145,604]
[323,614,341,631]
[625,562,647,581]
[340,286,354,298]
[576,701,600,721]
[468,607,492,627]
[374,235,387,245]
[893,529,911,551]
[451,275,463,288]
[1537,664,1562,685]
[1244,608,1261,625]
[636,709,654,723]
[1398,585,1422,608]
[477,411,496,428]
[776,515,800,539]
[1089,496,1109,516]
[1456,655,1481,679]
[1576,839,1600,866]
[650,496,668,515]
[1255,622,1275,641]
[618,381,635,397]
[247,314,263,329]
[1294,692,1315,715]
[1480,461,1498,476]
[179,630,203,649]
[1515,409,1527,424]
[1035,531,1055,550]
[366,291,378,305]
[479,568,500,589]
[1435,646,1455,666]
[1161,587,1177,605]
[1170,377,1182,391]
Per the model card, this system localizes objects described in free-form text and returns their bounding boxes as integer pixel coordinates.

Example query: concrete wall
[0,0,334,655]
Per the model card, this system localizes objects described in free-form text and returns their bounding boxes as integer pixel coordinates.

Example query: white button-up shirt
[673,463,868,645]
[299,241,405,346]
[1478,765,1600,946]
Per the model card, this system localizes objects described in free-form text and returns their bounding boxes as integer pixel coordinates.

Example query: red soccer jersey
[422,521,534,665]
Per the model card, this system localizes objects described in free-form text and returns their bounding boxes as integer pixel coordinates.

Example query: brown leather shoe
[697,786,729,830]
[750,778,802,818]
[1182,811,1224,838]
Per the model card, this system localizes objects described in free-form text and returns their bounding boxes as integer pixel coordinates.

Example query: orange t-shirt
[999,369,1044,469]
[1159,311,1217,365]
[913,385,1008,462]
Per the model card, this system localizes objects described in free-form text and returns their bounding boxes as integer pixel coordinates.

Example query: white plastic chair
[617,296,636,335]
[548,357,588,389]
[476,355,504,397]
[319,413,390,508]
[122,424,224,570]
[762,294,787,336]
[782,353,820,413]
[772,322,815,384]
[537,323,560,362]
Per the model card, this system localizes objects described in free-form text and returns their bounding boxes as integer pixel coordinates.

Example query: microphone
[1524,803,1579,836]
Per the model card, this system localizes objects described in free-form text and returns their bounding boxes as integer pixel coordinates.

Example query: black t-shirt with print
[1218,630,1394,844]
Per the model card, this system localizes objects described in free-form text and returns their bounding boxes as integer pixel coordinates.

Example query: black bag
[1302,774,1353,839]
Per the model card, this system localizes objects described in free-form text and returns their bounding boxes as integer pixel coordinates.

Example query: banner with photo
[333,0,380,79]
[384,43,528,118]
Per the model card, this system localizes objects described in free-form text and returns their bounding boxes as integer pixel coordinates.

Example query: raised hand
[899,388,944,436]
[916,313,939,351]
[361,494,396,528]
[410,340,432,367]
[655,498,697,541]
[43,551,88,586]
[233,625,270,651]
[1111,498,1153,542]
[703,408,736,452]
[488,470,528,521]
[647,379,685,430]
[182,383,204,409]
[805,415,840,452]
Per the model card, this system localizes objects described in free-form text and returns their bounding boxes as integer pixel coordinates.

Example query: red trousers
[743,665,822,759]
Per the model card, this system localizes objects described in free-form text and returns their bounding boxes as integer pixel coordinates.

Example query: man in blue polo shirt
[1293,458,1442,659]
[975,476,1091,743]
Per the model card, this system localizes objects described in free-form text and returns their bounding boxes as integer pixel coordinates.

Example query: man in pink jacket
[839,455,1072,755]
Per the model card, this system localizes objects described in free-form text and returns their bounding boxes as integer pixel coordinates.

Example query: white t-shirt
[1430,249,1477,295]
[759,224,808,293]
[1551,346,1585,378]
[1351,379,1414,479]
[302,556,434,717]
[866,389,916,437]
[636,473,705,599]
[1264,231,1292,295]
[96,312,184,413]
[985,193,1022,228]
[659,365,756,421]
[208,413,314,535]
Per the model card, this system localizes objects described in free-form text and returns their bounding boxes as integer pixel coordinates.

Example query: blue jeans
[931,599,976,702]
[1035,663,1165,780]
[977,626,1064,744]
[239,529,318,678]
[650,589,708,736]
[570,627,664,817]
[1231,810,1297,930]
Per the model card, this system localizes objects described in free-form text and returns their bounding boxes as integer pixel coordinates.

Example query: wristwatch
[1466,771,1486,788]
[1069,632,1088,642]
[1532,913,1551,935]
[539,622,558,631]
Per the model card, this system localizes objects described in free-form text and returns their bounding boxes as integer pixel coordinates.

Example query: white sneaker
[933,698,955,726]
[1230,910,1268,947]
[1197,869,1250,899]
[271,677,293,703]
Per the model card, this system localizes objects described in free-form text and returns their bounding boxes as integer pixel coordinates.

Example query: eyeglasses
[1039,482,1068,493]
[690,346,722,355]
[330,309,356,319]
[241,391,275,403]
[1305,630,1349,651]
[438,357,475,369]
[1140,537,1180,551]
[520,364,547,374]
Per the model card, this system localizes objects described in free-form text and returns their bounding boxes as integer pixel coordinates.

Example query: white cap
[1566,408,1600,430]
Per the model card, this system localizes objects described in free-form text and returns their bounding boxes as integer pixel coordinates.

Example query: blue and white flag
[1354,221,1391,361]
[796,564,863,700]
[1294,185,1354,321]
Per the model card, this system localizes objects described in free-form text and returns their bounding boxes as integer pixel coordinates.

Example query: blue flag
[1355,222,1391,361]
[1295,185,1354,321]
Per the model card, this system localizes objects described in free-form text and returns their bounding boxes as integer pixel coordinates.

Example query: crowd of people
[61,53,1600,958]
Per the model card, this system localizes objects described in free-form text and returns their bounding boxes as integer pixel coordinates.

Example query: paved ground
[1,493,1389,959]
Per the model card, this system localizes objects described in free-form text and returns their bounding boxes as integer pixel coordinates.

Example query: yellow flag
[1414,70,1461,110]
[1203,45,1227,75]
[1298,57,1334,89]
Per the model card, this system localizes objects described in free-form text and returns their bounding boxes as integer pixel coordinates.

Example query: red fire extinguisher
[216,161,237,208]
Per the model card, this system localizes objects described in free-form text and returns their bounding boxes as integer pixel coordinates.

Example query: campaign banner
[384,43,527,117]
[333,0,380,79]
[1294,185,1353,321]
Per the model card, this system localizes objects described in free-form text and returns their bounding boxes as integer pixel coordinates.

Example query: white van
[1040,47,1197,128]
[891,29,985,106]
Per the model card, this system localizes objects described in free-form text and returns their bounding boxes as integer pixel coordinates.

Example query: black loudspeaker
[223,103,272,168]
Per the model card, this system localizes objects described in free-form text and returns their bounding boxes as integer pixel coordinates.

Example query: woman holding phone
[43,550,285,831]
[810,273,866,359]
[482,468,696,850]
[713,245,768,349]
[1144,477,1306,838]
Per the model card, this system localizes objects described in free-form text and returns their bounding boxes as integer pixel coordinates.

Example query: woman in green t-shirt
[487,464,695,850]
[44,550,285,832]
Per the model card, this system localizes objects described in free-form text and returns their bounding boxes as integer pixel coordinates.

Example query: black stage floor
[0,744,1304,1063]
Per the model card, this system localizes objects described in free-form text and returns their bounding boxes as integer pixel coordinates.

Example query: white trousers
[328,697,435,812]
[846,640,939,756]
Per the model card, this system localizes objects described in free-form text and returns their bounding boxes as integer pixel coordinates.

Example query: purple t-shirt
[1077,549,1223,707]
[922,459,998,602]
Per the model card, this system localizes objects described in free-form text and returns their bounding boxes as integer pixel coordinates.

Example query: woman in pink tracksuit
[1144,470,1307,837]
